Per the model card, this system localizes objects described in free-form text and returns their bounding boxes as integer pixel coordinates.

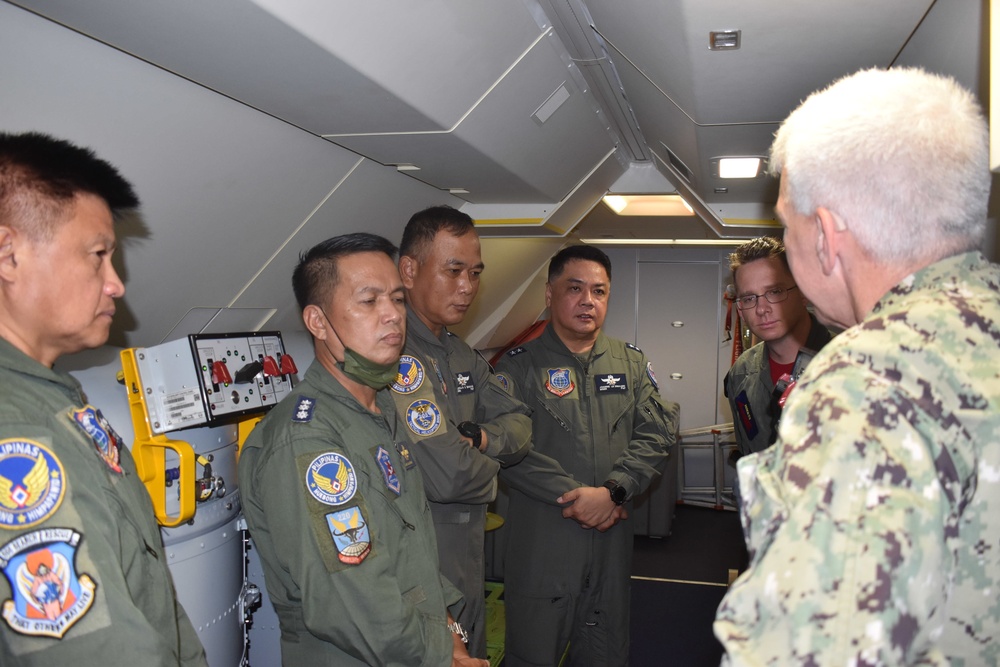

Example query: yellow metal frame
[119,348,196,527]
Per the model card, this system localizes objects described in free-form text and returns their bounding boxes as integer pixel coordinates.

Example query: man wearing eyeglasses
[723,236,832,459]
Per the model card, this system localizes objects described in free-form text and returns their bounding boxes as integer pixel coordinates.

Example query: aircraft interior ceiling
[0,0,994,353]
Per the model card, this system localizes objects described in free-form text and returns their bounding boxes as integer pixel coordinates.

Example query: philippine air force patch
[1,528,96,638]
[0,440,66,530]
[306,453,358,506]
[405,399,442,436]
[392,355,425,394]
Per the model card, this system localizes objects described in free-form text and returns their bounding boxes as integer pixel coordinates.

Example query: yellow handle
[120,348,197,527]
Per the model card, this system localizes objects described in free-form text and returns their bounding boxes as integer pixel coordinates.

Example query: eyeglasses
[734,285,798,310]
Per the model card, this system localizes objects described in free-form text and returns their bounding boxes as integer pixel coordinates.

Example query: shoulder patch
[646,362,659,391]
[372,446,401,496]
[292,396,317,423]
[305,452,358,506]
[391,355,425,394]
[405,399,442,436]
[325,506,372,565]
[69,406,122,474]
[0,440,66,530]
[626,342,643,353]
[0,528,96,638]
[507,347,526,357]
[495,373,510,393]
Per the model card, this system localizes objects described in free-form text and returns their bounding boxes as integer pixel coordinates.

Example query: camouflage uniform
[715,251,1000,666]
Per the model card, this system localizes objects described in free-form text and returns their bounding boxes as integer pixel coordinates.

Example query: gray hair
[769,67,990,263]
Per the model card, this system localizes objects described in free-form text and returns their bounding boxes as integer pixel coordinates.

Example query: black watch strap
[602,480,627,505]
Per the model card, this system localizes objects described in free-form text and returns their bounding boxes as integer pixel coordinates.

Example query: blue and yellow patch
[325,506,371,565]
[545,368,575,397]
[70,406,122,474]
[0,528,96,638]
[405,399,442,436]
[495,373,510,393]
[0,440,66,530]
[305,452,357,506]
[392,355,425,394]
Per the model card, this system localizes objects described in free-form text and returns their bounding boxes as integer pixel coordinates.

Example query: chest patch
[0,528,96,638]
[545,369,575,397]
[325,506,372,565]
[0,440,66,530]
[405,399,442,436]
[594,373,628,394]
[734,391,759,440]
[392,355,425,394]
[70,406,122,474]
[305,452,358,506]
[454,371,475,395]
[373,446,401,495]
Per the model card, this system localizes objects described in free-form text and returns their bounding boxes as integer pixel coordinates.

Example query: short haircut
[770,67,990,263]
[548,244,612,282]
[729,236,789,284]
[399,205,475,261]
[0,131,139,241]
[292,232,398,311]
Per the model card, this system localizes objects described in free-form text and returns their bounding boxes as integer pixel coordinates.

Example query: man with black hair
[496,244,679,666]
[393,205,532,657]
[0,132,207,666]
[239,232,487,666]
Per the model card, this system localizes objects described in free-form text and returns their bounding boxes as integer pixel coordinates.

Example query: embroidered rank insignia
[646,362,659,391]
[734,391,759,440]
[626,342,642,353]
[0,440,66,530]
[391,355,425,394]
[595,373,628,393]
[507,347,526,357]
[292,396,316,423]
[454,371,475,395]
[374,446,400,495]
[405,399,442,436]
[0,528,96,638]
[306,452,357,506]
[70,406,122,474]
[395,441,416,470]
[495,373,510,393]
[545,368,575,397]
[325,506,372,565]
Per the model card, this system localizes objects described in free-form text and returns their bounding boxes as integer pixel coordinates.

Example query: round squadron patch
[0,528,96,638]
[495,373,510,392]
[306,452,358,506]
[392,355,425,394]
[0,440,66,530]
[405,399,442,436]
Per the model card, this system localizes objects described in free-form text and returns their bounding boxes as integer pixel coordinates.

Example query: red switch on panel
[279,354,298,375]
[212,361,232,385]
[262,356,280,377]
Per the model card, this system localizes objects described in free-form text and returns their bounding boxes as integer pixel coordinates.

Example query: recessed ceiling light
[601,194,695,216]
[710,157,764,179]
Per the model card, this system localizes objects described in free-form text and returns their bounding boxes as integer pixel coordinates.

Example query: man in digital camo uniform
[0,132,207,666]
[238,233,487,667]
[497,244,679,666]
[714,67,1000,665]
[392,206,531,658]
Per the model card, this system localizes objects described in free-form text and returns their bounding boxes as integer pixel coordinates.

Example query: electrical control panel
[133,331,298,434]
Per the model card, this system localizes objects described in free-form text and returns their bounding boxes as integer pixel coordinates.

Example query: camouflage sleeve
[715,363,962,665]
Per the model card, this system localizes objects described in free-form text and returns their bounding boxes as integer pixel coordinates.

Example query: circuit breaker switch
[212,361,232,385]
[280,354,298,375]
[262,356,280,377]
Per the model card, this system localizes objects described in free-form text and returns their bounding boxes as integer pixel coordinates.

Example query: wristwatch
[456,421,482,449]
[602,479,627,505]
[448,620,469,644]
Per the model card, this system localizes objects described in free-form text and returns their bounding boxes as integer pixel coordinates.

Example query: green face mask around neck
[338,345,400,389]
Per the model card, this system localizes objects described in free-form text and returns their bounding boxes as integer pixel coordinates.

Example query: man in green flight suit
[392,206,532,658]
[715,68,1000,665]
[497,244,679,666]
[0,132,207,666]
[239,232,487,667]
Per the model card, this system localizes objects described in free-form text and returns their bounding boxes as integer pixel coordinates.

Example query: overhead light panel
[710,157,764,179]
[601,194,695,216]
[580,238,745,247]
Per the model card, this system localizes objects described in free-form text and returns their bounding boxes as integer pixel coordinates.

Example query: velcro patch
[392,355,425,394]
[594,373,628,393]
[292,396,316,423]
[507,347,526,357]
[70,406,122,474]
[373,446,400,496]
[735,391,759,440]
[305,452,357,506]
[0,439,66,530]
[453,372,475,395]
[0,528,96,638]
[545,368,575,397]
[405,399,442,436]
[326,506,372,565]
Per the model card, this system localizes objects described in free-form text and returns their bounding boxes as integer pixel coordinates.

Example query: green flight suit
[0,338,207,667]
[391,307,531,657]
[239,360,463,666]
[496,326,679,667]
